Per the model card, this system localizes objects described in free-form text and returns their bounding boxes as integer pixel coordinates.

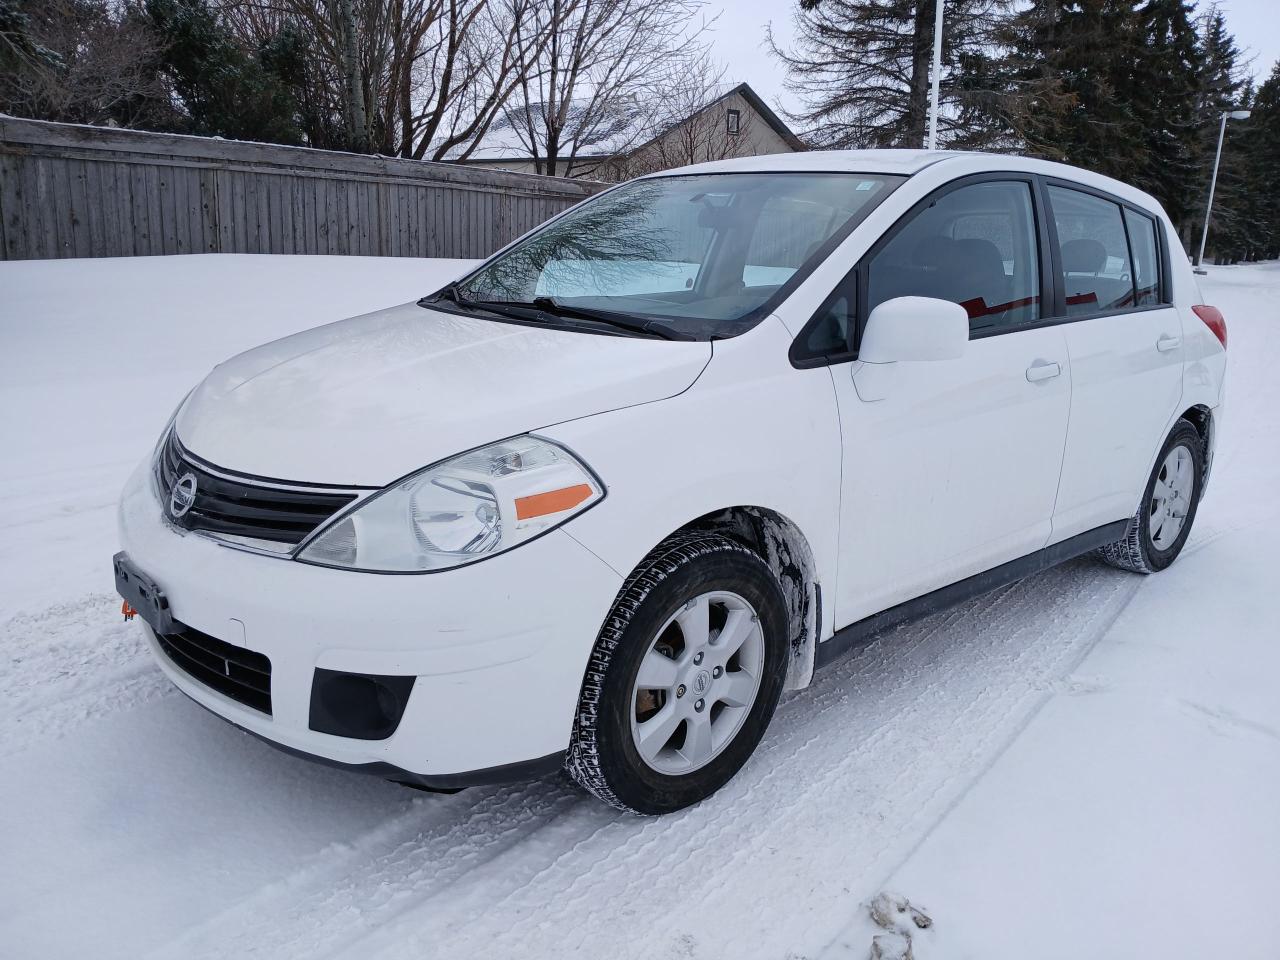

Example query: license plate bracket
[113,551,175,636]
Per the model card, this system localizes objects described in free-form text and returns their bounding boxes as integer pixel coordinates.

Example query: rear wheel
[1097,420,1204,574]
[566,533,788,814]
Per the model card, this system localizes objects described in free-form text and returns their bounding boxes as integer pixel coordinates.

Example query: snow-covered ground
[1,254,1277,960]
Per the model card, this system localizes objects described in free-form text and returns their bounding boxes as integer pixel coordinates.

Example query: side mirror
[859,296,968,363]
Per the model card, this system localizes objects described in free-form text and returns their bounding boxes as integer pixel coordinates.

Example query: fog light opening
[309,669,416,741]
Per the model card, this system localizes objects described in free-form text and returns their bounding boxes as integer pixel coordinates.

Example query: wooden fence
[0,116,603,261]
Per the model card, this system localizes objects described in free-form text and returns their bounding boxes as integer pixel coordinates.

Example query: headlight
[296,436,604,572]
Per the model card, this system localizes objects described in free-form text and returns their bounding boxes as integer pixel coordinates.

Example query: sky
[703,0,1280,119]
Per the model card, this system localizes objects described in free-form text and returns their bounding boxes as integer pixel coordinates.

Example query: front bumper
[118,459,622,780]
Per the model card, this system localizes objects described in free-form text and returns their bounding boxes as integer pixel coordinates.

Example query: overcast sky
[703,0,1280,118]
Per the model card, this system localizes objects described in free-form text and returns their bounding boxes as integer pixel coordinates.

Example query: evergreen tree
[1187,4,1250,261]
[988,0,1218,245]
[145,0,302,145]
[0,0,62,74]
[771,0,1014,149]
[257,22,346,151]
[986,0,1072,159]
[1128,0,1201,233]
[996,1,1147,179]
[1245,63,1280,261]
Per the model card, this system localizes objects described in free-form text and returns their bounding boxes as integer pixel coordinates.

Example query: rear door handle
[1025,360,1062,383]
[1157,334,1182,352]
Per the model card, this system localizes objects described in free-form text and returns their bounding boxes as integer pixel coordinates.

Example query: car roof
[656,149,956,177]
[651,149,1167,219]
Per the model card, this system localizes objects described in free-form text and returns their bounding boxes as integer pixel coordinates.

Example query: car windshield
[448,172,904,340]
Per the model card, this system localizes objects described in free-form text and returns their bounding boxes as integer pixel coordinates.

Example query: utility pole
[926,0,945,150]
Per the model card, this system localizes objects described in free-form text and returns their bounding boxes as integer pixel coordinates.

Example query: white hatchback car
[116,150,1227,814]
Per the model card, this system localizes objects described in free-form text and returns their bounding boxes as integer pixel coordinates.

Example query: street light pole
[1195,109,1251,274]
[927,0,945,150]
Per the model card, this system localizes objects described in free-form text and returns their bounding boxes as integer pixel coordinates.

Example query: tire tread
[1095,419,1203,575]
[564,531,761,812]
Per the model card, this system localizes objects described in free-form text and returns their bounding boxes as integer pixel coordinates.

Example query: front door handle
[1157,334,1182,352]
[1026,360,1062,383]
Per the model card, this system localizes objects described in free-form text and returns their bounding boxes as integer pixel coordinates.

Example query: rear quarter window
[1123,208,1163,306]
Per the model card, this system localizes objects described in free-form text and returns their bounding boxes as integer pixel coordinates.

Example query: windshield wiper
[421,281,479,310]
[513,296,692,341]
[421,284,536,324]
[424,287,692,341]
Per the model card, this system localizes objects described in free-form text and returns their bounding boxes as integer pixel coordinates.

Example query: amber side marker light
[515,483,594,520]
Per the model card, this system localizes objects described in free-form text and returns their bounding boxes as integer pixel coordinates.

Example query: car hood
[175,302,712,486]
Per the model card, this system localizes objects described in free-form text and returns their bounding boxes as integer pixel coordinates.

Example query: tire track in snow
[152,587,1014,960]
[259,562,1143,960]
[0,561,1145,960]
[145,779,586,960]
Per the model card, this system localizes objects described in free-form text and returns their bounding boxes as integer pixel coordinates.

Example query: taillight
[1192,305,1227,348]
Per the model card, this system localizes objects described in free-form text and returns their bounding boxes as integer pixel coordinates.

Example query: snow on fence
[0,116,603,261]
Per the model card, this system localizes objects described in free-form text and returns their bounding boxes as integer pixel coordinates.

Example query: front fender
[540,316,843,646]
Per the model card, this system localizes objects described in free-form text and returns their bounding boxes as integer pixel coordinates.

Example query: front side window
[1047,186,1136,316]
[864,180,1042,334]
[457,172,902,339]
[1124,208,1162,306]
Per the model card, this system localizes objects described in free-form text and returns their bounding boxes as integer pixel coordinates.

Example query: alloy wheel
[629,591,765,776]
[1149,443,1195,550]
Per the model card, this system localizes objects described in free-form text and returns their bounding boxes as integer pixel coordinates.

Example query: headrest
[1061,237,1107,274]
[912,235,956,269]
[952,238,1005,280]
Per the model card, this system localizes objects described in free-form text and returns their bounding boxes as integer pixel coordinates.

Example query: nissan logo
[169,472,198,519]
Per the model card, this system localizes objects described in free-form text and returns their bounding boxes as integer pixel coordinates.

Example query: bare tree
[219,0,543,158]
[406,0,546,161]
[503,0,714,177]
[0,0,176,128]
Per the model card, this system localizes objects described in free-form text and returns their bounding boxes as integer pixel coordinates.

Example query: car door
[797,176,1073,628]
[1041,184,1186,541]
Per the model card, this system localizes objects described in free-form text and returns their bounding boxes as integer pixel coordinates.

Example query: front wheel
[566,533,789,815]
[1097,420,1205,574]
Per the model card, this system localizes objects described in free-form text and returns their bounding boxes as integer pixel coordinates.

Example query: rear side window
[865,180,1042,333]
[1124,208,1162,306]
[1048,186,1136,316]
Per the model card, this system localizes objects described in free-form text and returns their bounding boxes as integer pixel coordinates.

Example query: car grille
[157,625,273,714]
[156,431,358,548]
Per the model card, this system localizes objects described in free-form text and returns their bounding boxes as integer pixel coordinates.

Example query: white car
[116,150,1227,814]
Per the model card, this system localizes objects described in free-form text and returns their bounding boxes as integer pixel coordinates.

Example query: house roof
[455,82,804,164]
[720,83,806,152]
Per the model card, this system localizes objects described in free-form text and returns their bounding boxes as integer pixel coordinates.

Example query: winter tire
[1097,420,1205,574]
[565,532,789,815]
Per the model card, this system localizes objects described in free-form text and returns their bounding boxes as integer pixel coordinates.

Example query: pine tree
[1005,0,1147,180]
[145,0,302,145]
[0,0,62,74]
[1128,0,1201,233]
[1246,63,1280,260]
[1187,5,1250,261]
[772,0,1013,149]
